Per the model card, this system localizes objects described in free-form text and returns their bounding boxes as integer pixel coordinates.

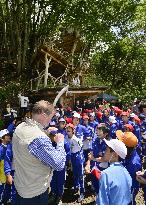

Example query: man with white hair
[12,100,66,205]
[96,139,132,205]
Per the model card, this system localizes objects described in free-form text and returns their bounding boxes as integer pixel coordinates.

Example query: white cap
[89,112,95,117]
[50,121,56,126]
[73,112,80,118]
[130,113,135,118]
[104,139,127,159]
[59,118,66,122]
[0,129,9,138]
[109,116,117,124]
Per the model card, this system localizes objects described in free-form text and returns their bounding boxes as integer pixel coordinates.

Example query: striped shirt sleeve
[28,136,66,171]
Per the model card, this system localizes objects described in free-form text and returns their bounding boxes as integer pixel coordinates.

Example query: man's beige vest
[12,119,52,198]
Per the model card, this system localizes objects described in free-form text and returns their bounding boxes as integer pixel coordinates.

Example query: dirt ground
[62,173,145,205]
[62,188,144,205]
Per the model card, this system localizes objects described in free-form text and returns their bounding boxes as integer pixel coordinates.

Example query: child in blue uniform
[66,123,85,203]
[85,124,109,193]
[96,139,132,205]
[4,143,16,205]
[117,131,141,205]
[72,112,90,142]
[108,116,118,139]
[82,115,94,163]
[48,127,70,205]
[57,118,67,137]
[89,113,98,133]
[0,129,11,204]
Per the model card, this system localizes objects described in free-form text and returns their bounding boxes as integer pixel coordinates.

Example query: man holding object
[12,100,66,205]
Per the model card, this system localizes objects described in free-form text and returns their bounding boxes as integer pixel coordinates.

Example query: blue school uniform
[90,136,107,192]
[102,115,109,124]
[75,124,90,141]
[89,121,98,133]
[123,149,141,205]
[133,124,142,157]
[109,123,118,139]
[67,135,85,194]
[116,116,122,129]
[96,162,132,205]
[7,123,15,138]
[50,139,70,197]
[0,143,10,204]
[119,120,132,132]
[4,143,16,205]
[82,124,94,162]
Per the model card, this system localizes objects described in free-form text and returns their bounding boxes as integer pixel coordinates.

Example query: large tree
[0,0,145,105]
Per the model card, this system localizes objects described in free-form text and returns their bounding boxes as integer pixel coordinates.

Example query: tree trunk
[71,30,80,69]
[21,1,28,72]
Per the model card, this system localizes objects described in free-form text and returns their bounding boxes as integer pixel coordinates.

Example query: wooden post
[44,54,51,87]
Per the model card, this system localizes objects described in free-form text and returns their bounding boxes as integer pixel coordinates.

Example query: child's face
[59,122,66,129]
[66,127,73,138]
[84,119,88,125]
[89,116,94,122]
[73,118,80,126]
[3,135,11,144]
[103,147,113,162]
[96,128,105,139]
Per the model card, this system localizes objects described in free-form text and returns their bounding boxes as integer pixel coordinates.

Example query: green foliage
[0,0,146,105]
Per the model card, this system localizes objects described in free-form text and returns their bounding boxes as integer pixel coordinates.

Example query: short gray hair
[32,100,54,116]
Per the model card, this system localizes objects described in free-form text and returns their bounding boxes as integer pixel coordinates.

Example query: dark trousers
[50,168,66,196]
[16,189,49,205]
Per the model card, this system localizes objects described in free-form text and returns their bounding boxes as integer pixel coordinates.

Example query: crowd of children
[0,100,146,205]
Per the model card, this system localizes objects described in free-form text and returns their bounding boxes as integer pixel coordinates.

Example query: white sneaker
[78,193,84,203]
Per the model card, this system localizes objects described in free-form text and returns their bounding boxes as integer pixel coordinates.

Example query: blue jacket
[75,124,90,140]
[97,162,132,205]
[4,143,13,175]
[0,143,8,161]
[109,123,118,139]
[89,121,98,132]
[123,149,141,189]
[92,137,107,158]
[7,123,15,137]
[119,120,132,132]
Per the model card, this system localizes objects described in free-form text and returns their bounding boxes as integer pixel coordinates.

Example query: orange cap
[116,131,138,148]
[116,130,124,139]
